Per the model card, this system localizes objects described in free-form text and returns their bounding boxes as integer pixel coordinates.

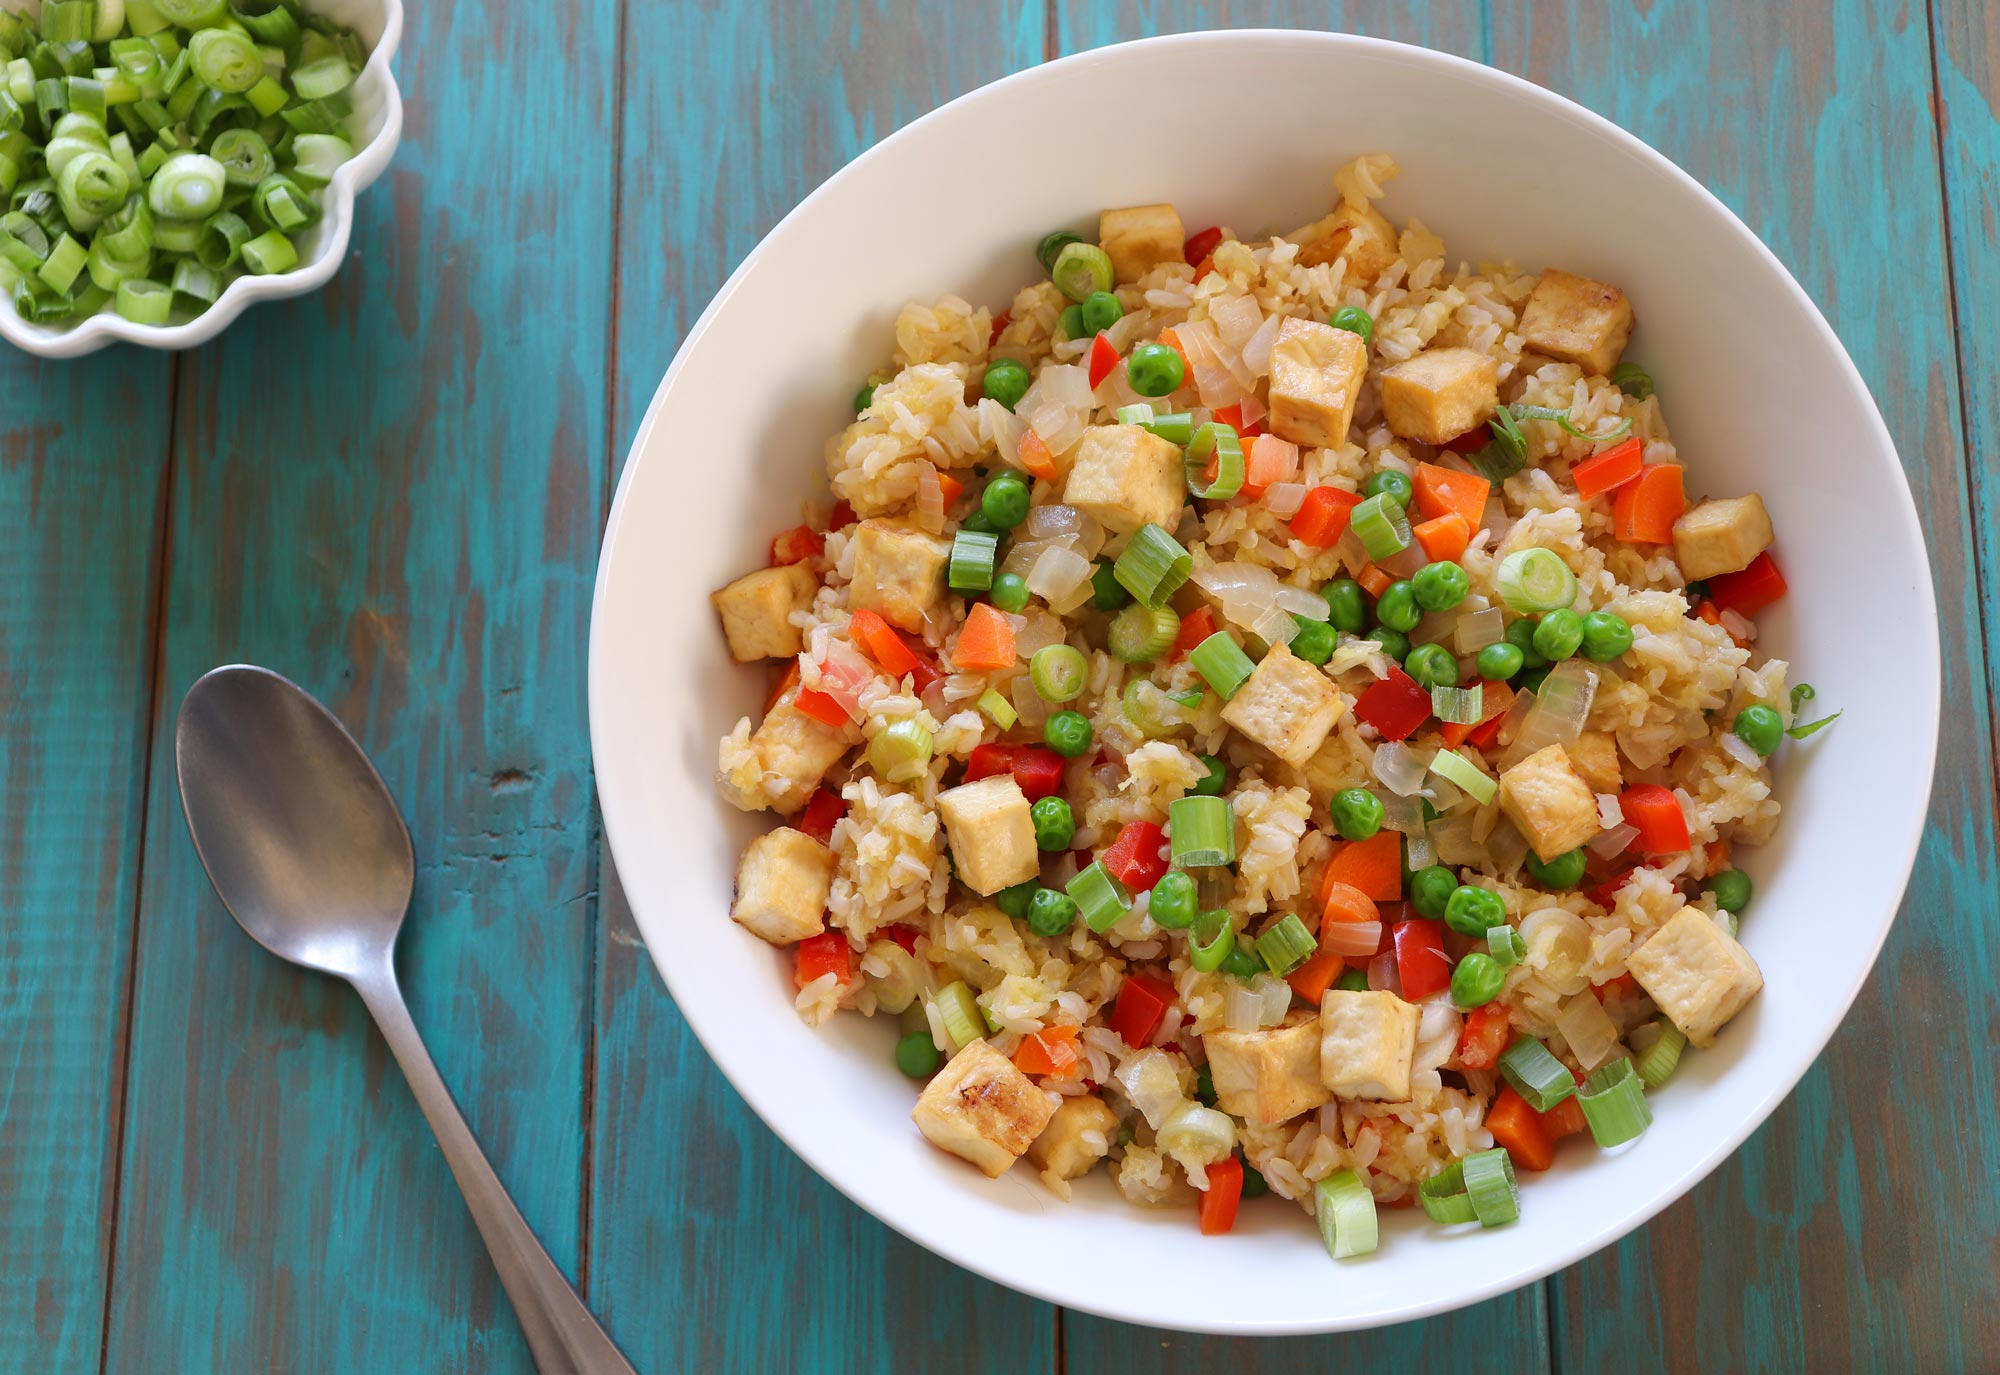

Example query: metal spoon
[175,664,638,1375]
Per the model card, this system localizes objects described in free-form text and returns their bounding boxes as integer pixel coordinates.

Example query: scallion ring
[1256,911,1315,977]
[238,226,295,275]
[1112,523,1192,609]
[1167,795,1235,868]
[148,150,225,220]
[1497,1036,1576,1112]
[1495,547,1578,614]
[188,27,261,92]
[1461,1147,1520,1226]
[1107,602,1179,664]
[1028,644,1088,703]
[209,127,274,187]
[1068,861,1131,934]
[1187,907,1237,973]
[1188,630,1256,701]
[1184,421,1245,500]
[1577,1057,1652,1147]
[56,147,128,221]
[1314,1170,1379,1259]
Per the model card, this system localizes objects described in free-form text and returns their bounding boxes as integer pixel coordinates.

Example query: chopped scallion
[1610,361,1654,399]
[1428,748,1495,805]
[1187,907,1236,972]
[1139,410,1195,445]
[1418,1161,1478,1224]
[1498,1037,1575,1112]
[1487,924,1525,966]
[1112,523,1192,608]
[1349,492,1411,561]
[1461,1147,1520,1226]
[1495,547,1578,614]
[112,274,167,323]
[975,688,1017,730]
[1028,644,1088,702]
[1167,794,1234,868]
[1257,911,1315,976]
[1431,683,1483,725]
[1634,1020,1687,1089]
[948,529,998,593]
[934,981,983,1054]
[238,225,293,275]
[1114,402,1154,426]
[1577,1057,1651,1146]
[1189,631,1255,700]
[1107,602,1179,664]
[1314,1170,1379,1259]
[1069,860,1131,934]
[1184,421,1245,500]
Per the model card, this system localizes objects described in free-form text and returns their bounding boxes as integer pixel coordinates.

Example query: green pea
[1031,796,1075,851]
[1290,615,1338,666]
[896,1032,941,1078]
[1331,788,1386,841]
[1733,704,1783,757]
[1028,887,1078,937]
[1126,341,1186,397]
[1375,581,1421,632]
[1335,969,1371,992]
[1194,1062,1216,1106]
[981,472,1032,530]
[1366,625,1411,662]
[1090,560,1131,611]
[1413,560,1471,612]
[961,509,1000,535]
[1330,306,1374,344]
[1149,868,1198,930]
[1363,470,1414,507]
[982,358,1031,411]
[996,880,1039,920]
[1410,865,1458,919]
[1044,709,1093,758]
[1220,944,1264,980]
[1080,289,1123,334]
[1524,847,1587,890]
[1475,640,1525,682]
[1444,884,1507,937]
[1451,952,1507,1009]
[854,383,876,413]
[1504,617,1548,670]
[1580,610,1634,661]
[1405,642,1459,690]
[1706,868,1753,914]
[1240,1158,1270,1197]
[989,571,1030,613]
[1058,303,1085,340]
[1191,754,1227,797]
[1036,228,1084,272]
[1533,608,1585,661]
[1323,578,1367,634]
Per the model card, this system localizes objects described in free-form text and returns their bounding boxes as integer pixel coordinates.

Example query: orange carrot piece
[1013,1024,1082,1078]
[1321,879,1381,926]
[1611,463,1685,544]
[953,602,1017,671]
[1413,462,1490,529]
[1324,831,1403,903]
[1486,1086,1557,1171]
[1570,437,1642,499]
[933,466,965,506]
[1413,510,1471,564]
[1439,680,1514,748]
[1357,562,1394,598]
[1286,949,1346,1006]
[1017,429,1058,481]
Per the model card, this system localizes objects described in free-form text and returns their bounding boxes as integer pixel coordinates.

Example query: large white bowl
[0,0,401,358]
[591,31,1938,1335]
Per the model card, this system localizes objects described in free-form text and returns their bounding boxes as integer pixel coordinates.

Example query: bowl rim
[0,0,404,358]
[590,28,1941,1333]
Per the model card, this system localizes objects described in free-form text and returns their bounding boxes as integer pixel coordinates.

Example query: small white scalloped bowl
[0,0,400,358]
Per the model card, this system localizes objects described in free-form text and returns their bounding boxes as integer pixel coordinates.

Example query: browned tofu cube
[1204,1016,1331,1125]
[1099,203,1185,285]
[911,1039,1056,1177]
[741,690,856,815]
[936,775,1038,895]
[1519,268,1635,376]
[1380,347,1500,445]
[1027,1094,1119,1180]
[1626,906,1763,1047]
[1498,743,1601,861]
[730,826,834,944]
[1219,642,1346,767]
[1267,317,1369,450]
[1566,730,1625,795]
[1319,989,1420,1101]
[712,563,817,662]
[849,519,950,634]
[1288,202,1400,286]
[1062,423,1185,534]
[1672,495,1774,581]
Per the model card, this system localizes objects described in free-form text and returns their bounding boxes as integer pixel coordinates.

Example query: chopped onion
[810,636,877,722]
[1520,908,1593,996]
[1379,792,1425,834]
[1253,973,1293,1026]
[1158,1101,1237,1169]
[1114,1047,1188,1129]
[1027,544,1093,604]
[1176,319,1243,407]
[1555,993,1622,1071]
[1225,983,1267,1032]
[1405,826,1436,869]
[915,463,946,533]
[1320,921,1383,958]
[1512,661,1598,755]
[1415,995,1463,1072]
[1367,950,1401,996]
[1484,818,1530,873]
[1495,685,1538,747]
[1264,481,1308,517]
[1242,314,1281,377]
[980,397,1024,468]
[1250,603,1300,646]
[1025,364,1095,455]
[1335,528,1368,574]
[1210,292,1263,350]
[1429,813,1486,866]
[1411,605,1460,647]
[1455,605,1506,654]
[1027,503,1083,538]
[1590,823,1638,859]
[1381,541,1428,580]
[1013,608,1068,660]
[1372,741,1430,796]
[1597,793,1625,830]
[1720,607,1757,642]
[1275,583,1330,619]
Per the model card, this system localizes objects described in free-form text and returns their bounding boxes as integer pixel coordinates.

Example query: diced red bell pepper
[1183,225,1224,264]
[885,923,921,954]
[1457,1000,1513,1070]
[1439,680,1512,748]
[1088,333,1120,389]
[1172,606,1217,662]
[1354,667,1432,742]
[989,308,1012,346]
[1465,706,1509,751]
[1101,820,1169,893]
[1199,1155,1244,1235]
[792,686,852,729]
[1439,427,1490,454]
[770,524,824,566]
[1706,550,1789,618]
[795,932,852,987]
[1586,865,1640,911]
[1110,970,1177,1048]
[1622,783,1691,854]
[1009,746,1067,802]
[850,608,922,679]
[1291,486,1363,547]
[965,743,1016,782]
[795,788,847,845]
[1393,918,1451,1000]
[1210,404,1264,439]
[765,659,802,715]
[828,500,858,530]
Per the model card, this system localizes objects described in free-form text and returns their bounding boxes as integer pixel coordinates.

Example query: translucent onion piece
[1378,792,1424,834]
[1589,823,1637,861]
[1428,813,1485,866]
[1225,983,1267,1032]
[1415,995,1463,1074]
[980,397,1024,467]
[1242,313,1282,377]
[1253,972,1293,1026]
[1320,921,1383,958]
[1381,541,1429,580]
[1264,481,1308,517]
[1484,817,1530,873]
[1249,432,1299,485]
[1025,363,1094,455]
[1274,583,1330,619]
[1455,605,1506,654]
[1411,605,1460,648]
[1597,793,1625,830]
[1027,503,1086,539]
[1405,826,1436,869]
[1159,1101,1237,1168]
[1513,661,1598,755]
[1495,684,1538,747]
[1209,292,1263,350]
[1114,1047,1188,1130]
[915,463,945,534]
[1027,544,1093,604]
[1372,741,1430,796]
[1555,992,1623,1071]
[1367,950,1402,996]
[811,637,876,721]
[1250,603,1300,646]
[1520,908,1593,996]
[1013,608,1068,660]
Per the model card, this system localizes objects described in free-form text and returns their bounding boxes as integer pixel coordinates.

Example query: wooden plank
[0,348,171,1374]
[1492,1,2000,1369]
[585,5,1058,1372]
[1054,1,1549,1367]
[96,0,619,1367]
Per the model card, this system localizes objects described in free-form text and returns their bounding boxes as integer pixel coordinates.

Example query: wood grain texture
[1492,1,2000,1370]
[93,0,618,1367]
[586,7,1059,1372]
[0,349,170,1375]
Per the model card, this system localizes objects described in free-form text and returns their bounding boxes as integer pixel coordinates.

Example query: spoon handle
[354,965,639,1375]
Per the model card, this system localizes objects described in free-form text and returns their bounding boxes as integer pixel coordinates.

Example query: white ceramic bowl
[0,0,401,358]
[591,31,1938,1335]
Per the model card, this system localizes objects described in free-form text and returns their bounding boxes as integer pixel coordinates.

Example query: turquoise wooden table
[3,2,1997,1371]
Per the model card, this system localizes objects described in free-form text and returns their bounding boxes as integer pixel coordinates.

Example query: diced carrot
[932,466,965,506]
[1570,437,1643,500]
[1440,680,1514,748]
[953,602,1017,671]
[1017,428,1058,481]
[1611,463,1685,544]
[1291,486,1363,547]
[1088,333,1120,389]
[1691,598,1749,648]
[765,659,801,714]
[850,608,922,678]
[1199,1156,1244,1235]
[1622,783,1691,853]
[1210,404,1263,438]
[1155,328,1190,380]
[1540,1094,1589,1142]
[1286,948,1346,1005]
[1013,1023,1082,1078]
[1357,562,1394,598]
[1486,1085,1556,1171]
[769,524,824,566]
[1171,606,1216,662]
[1464,707,1508,751]
[1413,510,1471,564]
[1413,463,1490,529]
[795,932,852,987]
[1594,972,1640,1001]
[1707,550,1789,617]
[1321,880,1380,926]
[1191,254,1216,281]
[1324,831,1403,903]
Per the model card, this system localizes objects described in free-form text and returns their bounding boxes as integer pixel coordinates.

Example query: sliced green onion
[1510,402,1636,445]
[124,0,169,33]
[948,529,998,592]
[1431,683,1482,725]
[289,54,351,101]
[866,718,933,784]
[1495,548,1578,614]
[209,127,273,186]
[1461,1147,1520,1226]
[1121,678,1184,740]
[42,1,95,44]
[288,131,351,187]
[1257,911,1315,977]
[1635,1021,1687,1089]
[1168,795,1235,868]
[1107,603,1178,663]
[154,0,228,26]
[278,88,351,135]
[1611,361,1654,399]
[1140,411,1194,444]
[1187,907,1236,972]
[1029,644,1088,702]
[1498,1037,1576,1112]
[36,231,86,292]
[1050,240,1113,302]
[12,276,72,321]
[1069,860,1131,934]
[231,0,301,46]
[238,226,293,274]
[243,72,287,117]
[91,0,128,43]
[1418,1162,1478,1224]
[0,212,48,270]
[1166,687,1203,708]
[170,254,222,303]
[1349,492,1411,560]
[148,150,225,219]
[1785,682,1842,740]
[976,687,1017,730]
[85,234,146,289]
[65,74,105,121]
[195,208,250,268]
[113,274,168,323]
[1577,1057,1651,1146]
[1114,402,1154,426]
[150,215,200,253]
[1184,421,1245,500]
[1113,523,1192,609]
[1487,924,1525,966]
[251,171,312,230]
[1314,1170,1379,1259]
[1189,631,1255,700]
[1429,748,1495,805]
[188,27,261,92]
[935,981,983,1053]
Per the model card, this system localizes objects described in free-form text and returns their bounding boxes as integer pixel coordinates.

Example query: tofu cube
[936,775,1038,895]
[911,1038,1057,1177]
[1319,989,1420,1101]
[1203,1016,1332,1125]
[711,563,817,662]
[1379,347,1500,445]
[849,519,950,634]
[1027,1094,1120,1180]
[730,826,834,944]
[1498,743,1601,861]
[1288,202,1401,286]
[1672,494,1774,582]
[744,690,855,815]
[1061,424,1185,534]
[1566,730,1625,795]
[1219,642,1347,767]
[1098,203,1185,285]
[1626,905,1764,1047]
[1519,268,1635,376]
[1267,317,1370,450]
